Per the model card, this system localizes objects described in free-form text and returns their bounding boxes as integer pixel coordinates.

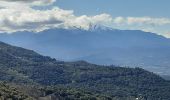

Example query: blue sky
[0,0,170,38]
[55,0,170,17]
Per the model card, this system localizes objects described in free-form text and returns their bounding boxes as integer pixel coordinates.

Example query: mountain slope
[0,41,170,99]
[0,28,170,75]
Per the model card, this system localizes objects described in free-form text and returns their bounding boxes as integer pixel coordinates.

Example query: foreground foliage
[0,82,32,100]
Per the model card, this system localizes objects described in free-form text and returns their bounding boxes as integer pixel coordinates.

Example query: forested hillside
[0,41,170,100]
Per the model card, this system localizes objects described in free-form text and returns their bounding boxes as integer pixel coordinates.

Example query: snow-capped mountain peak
[88,24,114,31]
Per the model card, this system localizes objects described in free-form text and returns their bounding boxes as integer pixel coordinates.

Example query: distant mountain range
[1,41,170,99]
[0,26,170,75]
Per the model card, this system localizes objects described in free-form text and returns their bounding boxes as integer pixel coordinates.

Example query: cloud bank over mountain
[0,0,170,37]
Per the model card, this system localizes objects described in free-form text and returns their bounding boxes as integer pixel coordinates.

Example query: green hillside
[0,41,170,100]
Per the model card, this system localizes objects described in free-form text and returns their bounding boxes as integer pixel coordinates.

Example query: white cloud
[113,17,170,26]
[0,0,56,7]
[0,0,170,38]
[0,7,64,32]
[0,0,113,33]
[112,17,170,37]
[64,14,113,30]
[115,17,170,26]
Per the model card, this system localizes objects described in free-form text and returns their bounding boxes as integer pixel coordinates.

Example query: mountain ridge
[0,28,170,75]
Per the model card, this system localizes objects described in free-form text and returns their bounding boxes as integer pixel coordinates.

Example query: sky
[55,0,170,18]
[0,0,170,38]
